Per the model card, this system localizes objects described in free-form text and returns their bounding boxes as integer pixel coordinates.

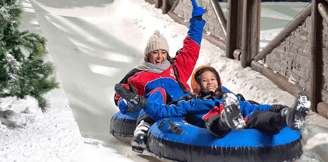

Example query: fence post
[155,0,162,8]
[226,0,242,59]
[241,0,261,68]
[310,0,321,112]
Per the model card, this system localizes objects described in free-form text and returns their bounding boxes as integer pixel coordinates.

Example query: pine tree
[1,0,58,112]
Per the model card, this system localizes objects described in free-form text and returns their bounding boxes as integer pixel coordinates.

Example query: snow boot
[131,120,150,153]
[115,84,148,109]
[221,93,246,130]
[285,92,311,130]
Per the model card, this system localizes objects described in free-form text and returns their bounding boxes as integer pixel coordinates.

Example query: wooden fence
[145,0,328,119]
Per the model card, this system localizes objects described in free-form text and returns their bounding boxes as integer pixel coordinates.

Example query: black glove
[237,93,260,105]
[236,94,246,101]
[126,83,142,113]
[115,83,148,109]
[270,104,289,113]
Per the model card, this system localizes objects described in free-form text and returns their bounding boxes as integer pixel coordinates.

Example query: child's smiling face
[199,70,218,92]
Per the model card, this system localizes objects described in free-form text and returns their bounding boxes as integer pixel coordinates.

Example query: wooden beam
[155,0,162,8]
[251,61,305,97]
[225,0,240,58]
[162,0,179,14]
[251,61,328,119]
[203,33,227,51]
[318,102,328,119]
[310,0,320,112]
[209,0,227,36]
[145,0,155,4]
[318,3,328,26]
[253,3,312,61]
[233,49,242,60]
[241,0,261,68]
[241,0,249,67]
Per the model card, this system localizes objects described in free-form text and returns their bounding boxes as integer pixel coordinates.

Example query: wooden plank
[225,0,240,58]
[162,0,179,14]
[209,0,227,36]
[310,0,320,112]
[318,3,328,26]
[251,61,305,97]
[233,49,242,60]
[241,0,261,68]
[155,0,162,8]
[318,102,328,119]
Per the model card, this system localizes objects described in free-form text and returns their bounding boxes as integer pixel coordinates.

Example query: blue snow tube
[147,117,303,162]
[110,111,138,137]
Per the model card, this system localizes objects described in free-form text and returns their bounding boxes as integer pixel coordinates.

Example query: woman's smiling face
[148,49,168,65]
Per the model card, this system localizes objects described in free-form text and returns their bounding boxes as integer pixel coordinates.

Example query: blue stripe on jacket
[188,18,206,45]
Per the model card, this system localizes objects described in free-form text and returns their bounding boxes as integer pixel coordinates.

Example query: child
[115,65,311,148]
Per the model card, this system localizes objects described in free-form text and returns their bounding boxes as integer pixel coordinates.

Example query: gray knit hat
[144,30,170,60]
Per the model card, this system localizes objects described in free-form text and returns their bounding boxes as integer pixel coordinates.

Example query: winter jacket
[143,87,272,123]
[115,18,206,107]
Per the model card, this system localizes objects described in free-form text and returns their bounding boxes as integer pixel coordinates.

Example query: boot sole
[222,93,246,130]
[131,139,147,148]
[131,139,146,154]
[132,146,144,153]
[287,92,311,130]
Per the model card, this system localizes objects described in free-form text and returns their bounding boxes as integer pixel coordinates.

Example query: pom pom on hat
[144,30,169,56]
[154,30,160,36]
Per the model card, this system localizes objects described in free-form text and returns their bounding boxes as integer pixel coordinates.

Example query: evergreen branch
[0,0,57,113]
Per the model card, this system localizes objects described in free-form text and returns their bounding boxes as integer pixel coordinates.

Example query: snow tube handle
[158,119,184,135]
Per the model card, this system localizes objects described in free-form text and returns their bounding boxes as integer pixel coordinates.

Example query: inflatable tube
[110,111,138,137]
[147,117,303,162]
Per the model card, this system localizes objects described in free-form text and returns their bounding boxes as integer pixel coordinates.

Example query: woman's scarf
[135,60,171,74]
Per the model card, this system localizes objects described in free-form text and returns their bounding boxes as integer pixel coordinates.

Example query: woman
[114,0,206,153]
[115,65,311,139]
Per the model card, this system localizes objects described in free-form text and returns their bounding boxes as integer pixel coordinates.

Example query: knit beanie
[144,30,170,60]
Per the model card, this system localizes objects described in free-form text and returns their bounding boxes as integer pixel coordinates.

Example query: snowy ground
[1,0,328,161]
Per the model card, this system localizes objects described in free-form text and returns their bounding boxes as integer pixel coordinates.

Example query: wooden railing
[145,0,328,119]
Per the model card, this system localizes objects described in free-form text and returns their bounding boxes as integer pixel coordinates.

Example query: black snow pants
[205,114,232,138]
[246,110,287,134]
[205,110,287,138]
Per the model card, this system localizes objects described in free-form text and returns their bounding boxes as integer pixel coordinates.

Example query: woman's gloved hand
[115,83,148,109]
[191,0,205,17]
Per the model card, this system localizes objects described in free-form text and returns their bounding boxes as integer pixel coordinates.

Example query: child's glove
[270,104,289,113]
[191,0,205,17]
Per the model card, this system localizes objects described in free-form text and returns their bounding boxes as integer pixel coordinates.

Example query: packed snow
[1,0,328,161]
